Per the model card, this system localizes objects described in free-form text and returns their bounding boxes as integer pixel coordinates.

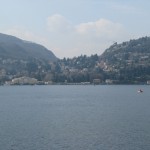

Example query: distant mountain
[0,33,58,84]
[0,33,57,61]
[101,36,150,60]
[52,36,150,84]
[0,34,150,84]
[99,36,150,83]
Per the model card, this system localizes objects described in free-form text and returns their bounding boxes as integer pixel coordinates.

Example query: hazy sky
[0,0,150,58]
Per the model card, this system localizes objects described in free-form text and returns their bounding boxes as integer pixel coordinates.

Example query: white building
[147,80,150,85]
[105,79,113,84]
[12,76,38,85]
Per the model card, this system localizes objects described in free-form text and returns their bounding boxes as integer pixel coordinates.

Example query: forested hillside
[0,34,150,84]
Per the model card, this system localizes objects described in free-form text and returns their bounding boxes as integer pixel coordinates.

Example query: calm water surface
[0,85,150,150]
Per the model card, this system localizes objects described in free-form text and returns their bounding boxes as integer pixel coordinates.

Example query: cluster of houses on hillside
[3,76,150,85]
[4,76,101,85]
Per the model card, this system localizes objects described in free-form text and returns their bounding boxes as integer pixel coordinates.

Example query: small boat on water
[138,89,143,93]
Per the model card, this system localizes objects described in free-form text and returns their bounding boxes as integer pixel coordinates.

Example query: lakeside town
[0,34,150,85]
[4,76,150,85]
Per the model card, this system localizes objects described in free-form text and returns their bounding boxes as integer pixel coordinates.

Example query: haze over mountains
[0,33,150,84]
[0,33,57,61]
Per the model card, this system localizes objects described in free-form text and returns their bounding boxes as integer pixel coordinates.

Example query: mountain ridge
[0,33,57,61]
[0,33,150,84]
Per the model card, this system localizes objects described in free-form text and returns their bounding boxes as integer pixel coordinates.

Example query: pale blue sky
[0,0,150,58]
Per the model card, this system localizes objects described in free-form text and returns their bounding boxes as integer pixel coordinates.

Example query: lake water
[0,85,150,150]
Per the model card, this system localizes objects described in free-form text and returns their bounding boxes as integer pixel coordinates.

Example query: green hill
[99,37,150,83]
[0,33,57,61]
[0,33,150,84]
